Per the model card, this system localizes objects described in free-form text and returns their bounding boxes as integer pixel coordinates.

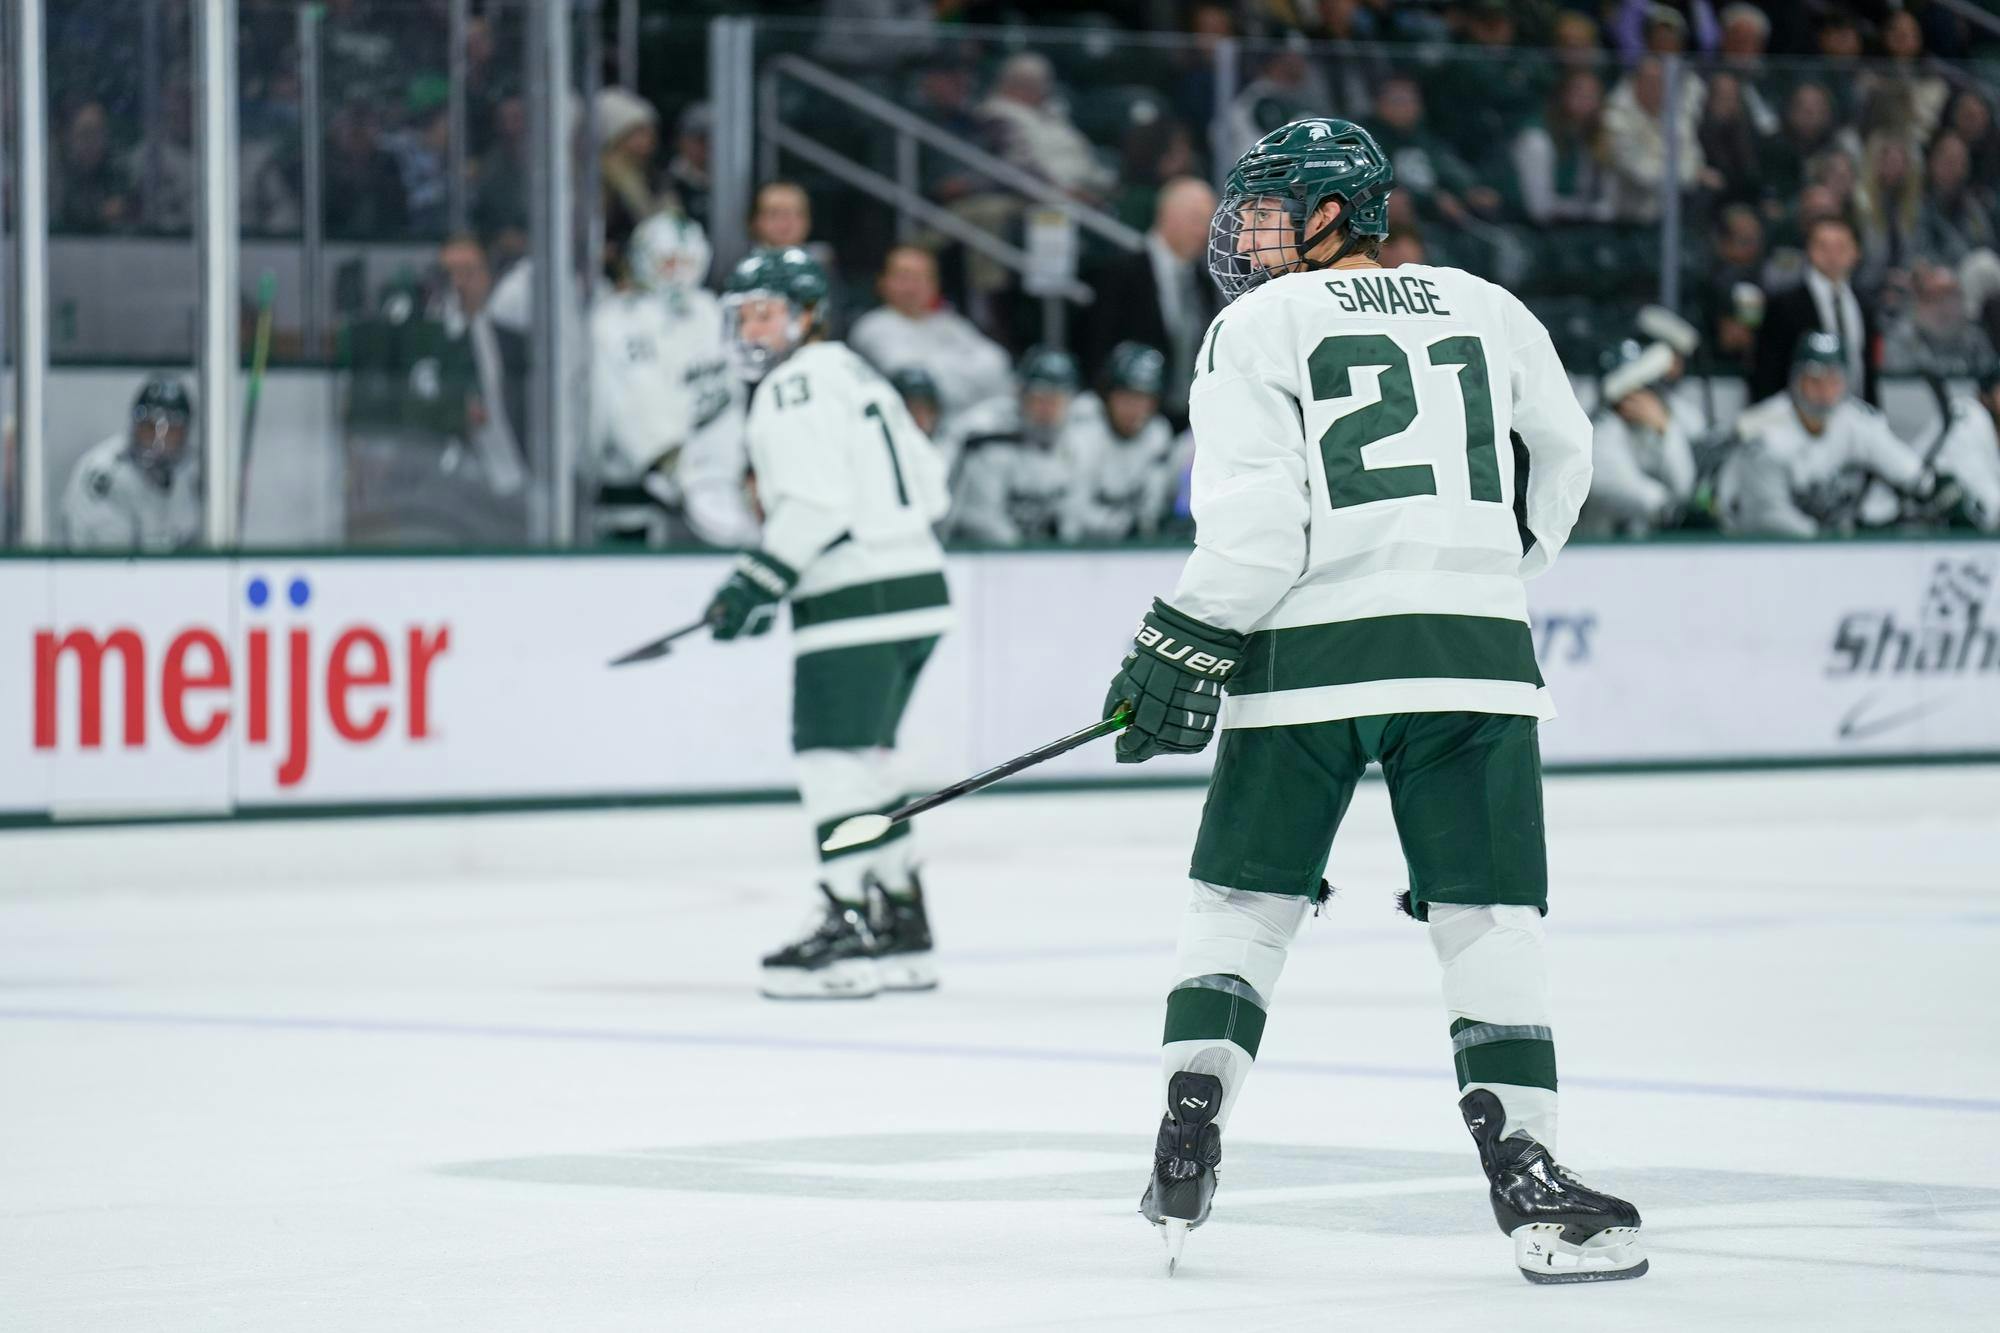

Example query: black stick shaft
[883,710,1130,824]
[607,615,712,667]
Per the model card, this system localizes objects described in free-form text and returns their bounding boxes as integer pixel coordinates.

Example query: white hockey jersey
[1172,263,1593,729]
[588,287,756,547]
[946,396,1072,546]
[1056,392,1177,542]
[847,306,1016,428]
[57,436,202,552]
[1578,410,1696,534]
[1717,394,1926,537]
[747,340,954,655]
[1935,398,2000,532]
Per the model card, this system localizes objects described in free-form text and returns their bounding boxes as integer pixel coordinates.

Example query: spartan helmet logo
[1306,121,1332,140]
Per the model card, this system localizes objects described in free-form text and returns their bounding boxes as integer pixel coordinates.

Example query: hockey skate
[759,885,880,1000]
[865,872,938,993]
[1461,1089,1648,1285]
[1138,1071,1224,1276]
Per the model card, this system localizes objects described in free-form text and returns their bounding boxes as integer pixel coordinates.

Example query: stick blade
[820,813,894,853]
[608,640,673,668]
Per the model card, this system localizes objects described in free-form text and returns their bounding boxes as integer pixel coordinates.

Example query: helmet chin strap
[1294,191,1377,272]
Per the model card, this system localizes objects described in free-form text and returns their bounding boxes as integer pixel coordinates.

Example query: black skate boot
[1461,1089,1648,1284]
[865,872,938,993]
[759,885,880,1000]
[1138,1071,1224,1276]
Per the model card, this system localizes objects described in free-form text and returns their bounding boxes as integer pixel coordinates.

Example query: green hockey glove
[1102,599,1244,763]
[707,550,798,641]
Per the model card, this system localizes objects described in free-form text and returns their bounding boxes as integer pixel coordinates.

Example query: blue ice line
[1,1005,1995,1116]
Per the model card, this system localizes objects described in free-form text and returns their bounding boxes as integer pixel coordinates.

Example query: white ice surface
[3,768,1999,1331]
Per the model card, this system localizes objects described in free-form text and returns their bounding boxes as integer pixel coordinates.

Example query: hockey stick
[820,707,1133,852]
[607,612,718,667]
[237,271,278,529]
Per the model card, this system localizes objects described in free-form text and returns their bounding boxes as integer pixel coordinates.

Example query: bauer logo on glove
[1103,599,1245,764]
[1133,622,1237,678]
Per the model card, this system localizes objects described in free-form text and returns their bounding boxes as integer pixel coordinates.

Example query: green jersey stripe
[791,571,951,629]
[1229,613,1543,696]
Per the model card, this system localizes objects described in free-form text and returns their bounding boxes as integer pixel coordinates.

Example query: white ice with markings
[3,768,1997,1331]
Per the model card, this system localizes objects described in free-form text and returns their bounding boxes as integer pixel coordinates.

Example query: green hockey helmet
[723,246,830,379]
[1018,345,1080,394]
[888,365,940,410]
[128,372,194,483]
[1104,341,1166,398]
[1211,117,1395,302]
[1789,331,1848,428]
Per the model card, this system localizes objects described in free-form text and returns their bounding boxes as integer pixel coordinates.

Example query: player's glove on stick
[1103,599,1244,763]
[707,550,798,641]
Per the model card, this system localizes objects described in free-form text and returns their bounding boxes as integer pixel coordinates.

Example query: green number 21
[1307,333,1503,510]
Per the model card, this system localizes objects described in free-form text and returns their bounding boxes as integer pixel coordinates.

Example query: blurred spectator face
[1913,265,1965,335]
[1646,14,1688,55]
[918,65,974,114]
[1264,50,1310,92]
[1950,94,1993,145]
[1376,78,1423,132]
[1717,206,1763,267]
[611,122,657,167]
[1817,19,1863,60]
[1188,3,1234,51]
[66,103,110,171]
[996,53,1053,109]
[1022,386,1071,433]
[1720,6,1768,59]
[1874,138,1912,190]
[1807,219,1860,284]
[439,236,491,315]
[1705,73,1742,123]
[1107,387,1159,439]
[1557,70,1605,126]
[1631,58,1668,117]
[752,183,812,248]
[1155,177,1217,262]
[1467,5,1514,48]
[331,102,379,162]
[1552,11,1600,62]
[1811,151,1856,202]
[1786,85,1833,143]
[1797,184,1842,229]
[1929,133,1970,197]
[1883,11,1923,60]
[878,247,940,318]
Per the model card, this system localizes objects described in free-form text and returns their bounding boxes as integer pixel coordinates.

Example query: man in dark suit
[1752,215,1880,406]
[1082,176,1220,430]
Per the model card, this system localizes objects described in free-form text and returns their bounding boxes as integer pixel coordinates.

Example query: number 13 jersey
[1173,264,1593,728]
[747,340,955,655]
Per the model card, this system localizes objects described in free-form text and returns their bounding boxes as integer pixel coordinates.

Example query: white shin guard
[795,747,913,900]
[1160,881,1310,1133]
[1428,903,1558,1153]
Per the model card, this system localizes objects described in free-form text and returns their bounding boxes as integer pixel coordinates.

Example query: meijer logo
[32,574,450,788]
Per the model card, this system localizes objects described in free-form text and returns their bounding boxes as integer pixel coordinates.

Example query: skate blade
[877,952,939,992]
[1162,1218,1189,1276]
[758,957,881,1000]
[1513,1223,1648,1284]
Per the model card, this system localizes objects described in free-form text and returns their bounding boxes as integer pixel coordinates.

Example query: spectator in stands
[1083,176,1216,429]
[1514,69,1616,225]
[1111,104,1198,233]
[667,102,712,225]
[1760,83,1850,209]
[125,79,197,232]
[384,89,452,236]
[1915,132,1997,268]
[748,180,839,284]
[1883,262,1998,378]
[910,56,989,203]
[1372,74,1501,229]
[1813,6,1868,122]
[1445,0,1546,166]
[1380,223,1427,269]
[1171,3,1236,141]
[849,245,1014,430]
[324,98,409,238]
[1716,3,1780,135]
[1705,203,1767,370]
[435,232,525,495]
[1604,55,1714,223]
[598,87,665,252]
[1860,10,1950,144]
[1222,42,1330,157]
[1940,91,2000,209]
[1856,133,1925,298]
[51,101,130,233]
[1753,214,1881,407]
[1551,9,1606,70]
[1608,0,1717,61]
[475,96,531,267]
[978,52,1116,204]
[1698,73,1767,210]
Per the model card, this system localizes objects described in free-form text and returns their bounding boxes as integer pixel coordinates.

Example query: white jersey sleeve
[952,444,1025,545]
[1502,295,1593,578]
[1584,414,1675,526]
[1937,401,2000,530]
[1849,403,1927,493]
[1169,310,1312,631]
[57,441,141,549]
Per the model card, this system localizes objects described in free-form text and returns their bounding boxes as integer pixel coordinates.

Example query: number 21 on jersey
[1307,332,1504,511]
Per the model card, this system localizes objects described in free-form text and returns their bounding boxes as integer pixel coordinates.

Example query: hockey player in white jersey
[1102,119,1645,1284]
[1931,371,2000,530]
[1718,333,1931,536]
[58,375,202,552]
[707,247,954,999]
[587,212,756,548]
[1577,339,1696,535]
[1057,342,1178,542]
[947,346,1078,544]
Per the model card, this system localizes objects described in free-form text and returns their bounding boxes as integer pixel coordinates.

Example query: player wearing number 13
[1115,119,1647,1284]
[713,247,954,1000]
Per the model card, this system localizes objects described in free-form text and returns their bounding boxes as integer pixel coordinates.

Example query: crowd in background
[26,0,2000,548]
